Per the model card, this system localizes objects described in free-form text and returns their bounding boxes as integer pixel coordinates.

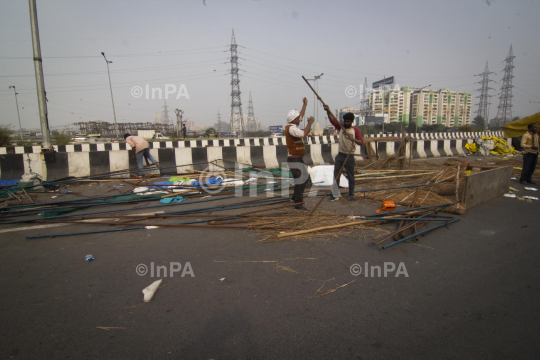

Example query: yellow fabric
[465,142,479,154]
[481,135,519,155]
[501,112,540,138]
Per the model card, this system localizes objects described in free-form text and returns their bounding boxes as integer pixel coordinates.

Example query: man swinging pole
[285,97,315,211]
[301,76,362,213]
[324,106,363,202]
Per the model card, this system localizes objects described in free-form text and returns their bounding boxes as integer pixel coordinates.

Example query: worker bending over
[323,105,363,202]
[285,97,314,211]
[124,134,159,176]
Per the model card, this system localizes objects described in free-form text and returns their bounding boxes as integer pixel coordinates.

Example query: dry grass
[352,157,487,214]
[243,212,383,242]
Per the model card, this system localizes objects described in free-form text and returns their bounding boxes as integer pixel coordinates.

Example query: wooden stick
[354,173,436,180]
[355,172,436,178]
[277,220,366,238]
[408,138,414,169]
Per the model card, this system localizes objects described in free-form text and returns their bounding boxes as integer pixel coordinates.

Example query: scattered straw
[316,280,355,297]
[274,265,298,273]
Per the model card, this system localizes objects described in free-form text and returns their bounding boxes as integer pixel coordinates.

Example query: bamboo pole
[277,221,366,239]
[354,172,436,179]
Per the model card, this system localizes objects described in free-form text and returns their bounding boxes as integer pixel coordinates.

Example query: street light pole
[101,52,118,139]
[175,109,184,139]
[28,0,51,150]
[9,86,24,141]
[314,73,323,128]
[305,73,323,129]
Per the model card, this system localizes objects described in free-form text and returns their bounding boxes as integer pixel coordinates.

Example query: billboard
[372,76,395,89]
[269,125,283,133]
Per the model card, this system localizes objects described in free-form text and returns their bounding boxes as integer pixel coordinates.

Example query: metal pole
[9,86,24,141]
[101,52,118,139]
[382,218,460,249]
[28,0,51,150]
[175,109,181,137]
[314,73,323,129]
[381,76,385,134]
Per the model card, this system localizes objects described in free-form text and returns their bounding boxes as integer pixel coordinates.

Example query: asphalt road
[0,179,539,359]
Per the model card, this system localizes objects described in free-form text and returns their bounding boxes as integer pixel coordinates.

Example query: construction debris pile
[0,157,484,249]
[350,154,527,214]
[464,135,519,156]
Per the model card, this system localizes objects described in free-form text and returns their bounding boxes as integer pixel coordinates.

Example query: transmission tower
[229,29,244,136]
[361,77,369,110]
[162,100,170,124]
[474,62,496,128]
[216,110,224,132]
[495,45,515,126]
[247,92,255,132]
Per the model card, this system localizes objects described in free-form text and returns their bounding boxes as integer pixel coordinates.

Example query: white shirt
[288,124,304,138]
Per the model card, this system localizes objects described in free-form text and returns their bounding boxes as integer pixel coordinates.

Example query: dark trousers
[520,152,538,183]
[287,157,308,207]
[332,152,355,197]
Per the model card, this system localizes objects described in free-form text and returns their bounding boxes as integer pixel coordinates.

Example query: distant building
[410,89,471,127]
[190,124,207,132]
[364,116,385,125]
[154,111,165,124]
[368,87,413,123]
[366,87,471,126]
[184,120,195,131]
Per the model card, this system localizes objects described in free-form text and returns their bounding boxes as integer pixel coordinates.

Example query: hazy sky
[1,0,539,131]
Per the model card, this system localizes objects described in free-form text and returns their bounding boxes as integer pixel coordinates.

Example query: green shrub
[458,125,476,132]
[16,140,35,146]
[51,130,72,145]
[0,125,12,147]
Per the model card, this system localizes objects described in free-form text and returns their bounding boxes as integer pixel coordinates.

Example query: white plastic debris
[219,278,225,281]
[145,226,159,229]
[503,193,517,198]
[221,180,244,186]
[524,187,538,191]
[132,186,168,196]
[511,177,517,180]
[132,187,150,193]
[143,279,162,302]
[308,165,348,187]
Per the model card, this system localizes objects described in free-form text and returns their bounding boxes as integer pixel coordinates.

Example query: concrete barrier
[0,131,504,155]
[461,166,513,210]
[0,131,508,180]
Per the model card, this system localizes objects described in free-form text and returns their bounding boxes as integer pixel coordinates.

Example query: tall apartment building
[456,92,472,126]
[368,87,413,123]
[154,111,165,124]
[410,89,471,126]
[185,120,194,131]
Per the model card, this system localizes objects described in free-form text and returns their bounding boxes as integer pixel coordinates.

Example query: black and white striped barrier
[0,135,509,181]
[0,131,504,155]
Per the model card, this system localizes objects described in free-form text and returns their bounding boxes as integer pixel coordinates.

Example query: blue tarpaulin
[0,180,20,187]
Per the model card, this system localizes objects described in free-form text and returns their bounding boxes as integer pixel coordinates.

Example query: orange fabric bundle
[375,201,396,214]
